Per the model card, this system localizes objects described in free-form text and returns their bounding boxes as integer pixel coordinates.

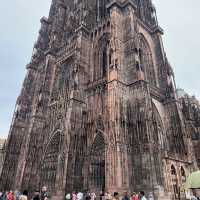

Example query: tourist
[77,192,84,200]
[131,193,139,200]
[19,190,28,200]
[105,192,112,200]
[122,192,130,200]
[148,192,154,200]
[112,192,119,200]
[0,193,3,200]
[90,192,96,200]
[15,190,21,200]
[104,192,108,200]
[139,191,147,200]
[32,190,40,200]
[7,191,15,200]
[85,191,91,200]
[191,189,200,200]
[0,192,3,200]
[66,193,71,200]
[0,192,8,200]
[99,191,104,200]
[72,191,77,200]
[41,186,48,200]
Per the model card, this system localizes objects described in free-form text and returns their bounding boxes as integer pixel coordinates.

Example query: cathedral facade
[0,0,199,200]
[0,139,6,177]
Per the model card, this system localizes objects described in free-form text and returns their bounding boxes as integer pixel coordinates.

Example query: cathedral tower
[0,1,199,200]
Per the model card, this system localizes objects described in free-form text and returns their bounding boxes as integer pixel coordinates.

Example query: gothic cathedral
[1,0,199,200]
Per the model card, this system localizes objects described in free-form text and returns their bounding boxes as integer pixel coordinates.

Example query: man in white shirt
[77,192,84,200]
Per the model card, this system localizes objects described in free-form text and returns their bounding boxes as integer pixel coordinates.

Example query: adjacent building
[177,89,200,168]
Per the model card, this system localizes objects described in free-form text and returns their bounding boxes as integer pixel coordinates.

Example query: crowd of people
[1,189,200,200]
[65,191,148,200]
[0,188,150,200]
[0,188,149,200]
[0,186,48,200]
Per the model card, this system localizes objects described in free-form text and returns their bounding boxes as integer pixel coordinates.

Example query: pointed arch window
[94,35,109,80]
[171,165,177,175]
[102,46,107,76]
[90,133,105,191]
[96,0,106,22]
[139,34,156,86]
[109,49,113,68]
[171,165,180,199]
[181,167,186,183]
[41,131,63,193]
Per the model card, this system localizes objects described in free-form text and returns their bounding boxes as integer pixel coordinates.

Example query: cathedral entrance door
[89,133,105,193]
[90,160,105,192]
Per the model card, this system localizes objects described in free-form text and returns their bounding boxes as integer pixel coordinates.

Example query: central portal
[89,133,105,193]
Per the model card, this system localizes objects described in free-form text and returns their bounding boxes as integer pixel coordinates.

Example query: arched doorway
[89,133,106,193]
[40,131,63,193]
[171,165,180,200]
[181,167,186,183]
[180,167,186,199]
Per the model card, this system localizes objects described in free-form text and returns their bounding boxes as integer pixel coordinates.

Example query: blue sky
[0,0,200,138]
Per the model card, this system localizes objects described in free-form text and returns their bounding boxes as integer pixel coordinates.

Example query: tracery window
[139,34,157,86]
[96,0,106,22]
[94,35,109,80]
[152,104,165,148]
[90,133,105,191]
[41,131,62,193]
[169,113,187,155]
[73,134,87,190]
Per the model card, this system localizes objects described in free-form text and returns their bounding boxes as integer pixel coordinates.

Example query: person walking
[85,191,91,200]
[122,192,130,200]
[19,190,28,200]
[0,192,8,200]
[139,191,147,200]
[77,192,83,200]
[41,186,48,200]
[65,193,71,200]
[32,191,40,200]
[105,192,112,200]
[148,192,154,200]
[90,192,96,200]
[112,192,119,200]
[131,193,138,200]
[7,191,15,200]
[0,192,4,200]
[15,190,21,200]
[99,191,104,200]
[72,191,77,200]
